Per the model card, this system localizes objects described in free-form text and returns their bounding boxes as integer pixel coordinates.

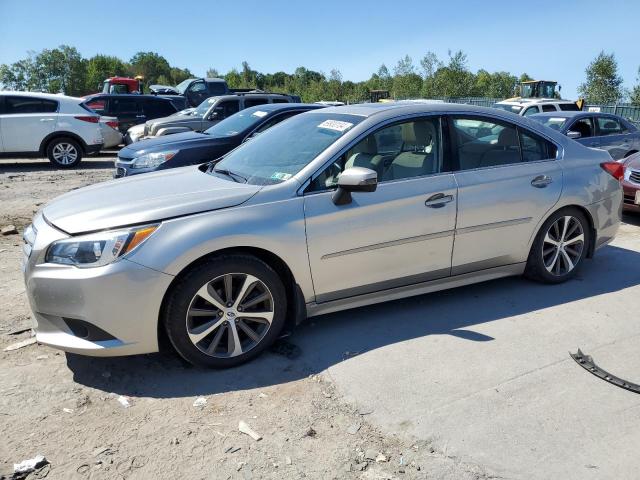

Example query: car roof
[497,98,575,106]
[0,91,82,102]
[84,94,174,102]
[242,103,324,113]
[531,111,597,118]
[317,101,507,118]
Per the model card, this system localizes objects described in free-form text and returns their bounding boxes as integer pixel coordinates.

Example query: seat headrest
[497,127,518,147]
[355,135,378,155]
[401,121,435,146]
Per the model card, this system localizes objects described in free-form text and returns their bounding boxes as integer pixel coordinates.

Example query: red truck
[101,76,144,94]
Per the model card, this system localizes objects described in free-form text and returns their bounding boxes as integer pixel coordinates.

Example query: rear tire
[525,208,590,284]
[163,254,287,368]
[46,137,83,168]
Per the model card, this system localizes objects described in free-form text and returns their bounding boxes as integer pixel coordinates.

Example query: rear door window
[453,117,521,169]
[541,104,557,112]
[143,100,176,117]
[244,97,269,108]
[111,98,140,115]
[523,106,540,116]
[596,116,626,136]
[5,96,58,114]
[208,82,228,95]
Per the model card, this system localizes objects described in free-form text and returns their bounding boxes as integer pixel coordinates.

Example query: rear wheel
[46,137,83,168]
[163,255,287,368]
[525,208,590,284]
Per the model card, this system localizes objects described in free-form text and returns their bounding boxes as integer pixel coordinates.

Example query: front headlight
[131,150,178,169]
[45,224,158,268]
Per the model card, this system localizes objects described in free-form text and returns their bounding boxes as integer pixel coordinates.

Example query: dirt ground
[0,157,492,480]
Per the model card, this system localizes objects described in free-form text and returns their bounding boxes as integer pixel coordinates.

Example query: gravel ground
[0,156,491,480]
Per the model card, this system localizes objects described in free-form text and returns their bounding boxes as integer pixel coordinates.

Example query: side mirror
[332,167,377,205]
[567,130,582,139]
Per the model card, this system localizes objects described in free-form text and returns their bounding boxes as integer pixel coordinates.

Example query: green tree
[578,51,624,104]
[85,54,129,93]
[129,51,171,89]
[206,67,220,78]
[630,67,640,106]
[393,55,422,98]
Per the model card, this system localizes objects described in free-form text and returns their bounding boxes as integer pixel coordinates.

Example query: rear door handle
[531,175,553,188]
[425,193,454,208]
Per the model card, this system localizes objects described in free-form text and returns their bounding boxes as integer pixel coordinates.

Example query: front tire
[163,255,287,368]
[525,208,590,284]
[46,137,83,168]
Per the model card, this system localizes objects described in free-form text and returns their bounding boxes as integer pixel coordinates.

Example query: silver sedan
[23,103,622,368]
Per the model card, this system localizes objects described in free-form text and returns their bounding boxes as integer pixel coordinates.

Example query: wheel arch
[157,246,306,351]
[40,131,88,155]
[531,203,597,259]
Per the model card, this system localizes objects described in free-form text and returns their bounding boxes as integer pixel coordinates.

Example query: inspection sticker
[317,120,353,132]
[252,111,268,118]
[271,172,293,181]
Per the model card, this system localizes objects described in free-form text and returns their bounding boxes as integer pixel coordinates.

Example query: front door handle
[531,175,553,188]
[425,193,454,208]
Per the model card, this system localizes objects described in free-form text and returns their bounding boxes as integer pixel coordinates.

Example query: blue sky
[1,0,638,99]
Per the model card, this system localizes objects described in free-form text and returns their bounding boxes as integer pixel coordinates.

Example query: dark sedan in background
[530,111,640,160]
[114,103,325,177]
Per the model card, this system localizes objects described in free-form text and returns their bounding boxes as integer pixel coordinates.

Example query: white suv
[0,92,104,167]
[493,98,581,117]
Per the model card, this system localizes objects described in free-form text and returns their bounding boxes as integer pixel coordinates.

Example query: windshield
[205,106,272,137]
[175,79,193,94]
[533,116,568,131]
[211,113,364,185]
[493,103,522,114]
[195,97,218,116]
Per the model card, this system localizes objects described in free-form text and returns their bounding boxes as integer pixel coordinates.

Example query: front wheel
[163,255,287,368]
[46,138,83,168]
[525,208,590,284]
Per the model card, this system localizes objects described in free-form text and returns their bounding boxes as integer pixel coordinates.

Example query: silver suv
[23,103,622,368]
[129,93,298,142]
[493,98,581,117]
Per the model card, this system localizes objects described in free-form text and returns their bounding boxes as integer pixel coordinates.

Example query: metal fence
[584,103,640,123]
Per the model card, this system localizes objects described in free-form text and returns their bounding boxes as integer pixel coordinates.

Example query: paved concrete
[294,216,640,479]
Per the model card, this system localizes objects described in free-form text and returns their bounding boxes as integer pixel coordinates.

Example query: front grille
[629,169,640,184]
[624,194,635,205]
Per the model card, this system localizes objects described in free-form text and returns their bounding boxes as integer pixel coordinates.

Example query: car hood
[43,167,260,234]
[148,115,201,127]
[119,131,225,157]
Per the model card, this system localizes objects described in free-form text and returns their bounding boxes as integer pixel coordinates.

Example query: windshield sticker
[317,120,353,132]
[252,111,268,118]
[271,172,292,181]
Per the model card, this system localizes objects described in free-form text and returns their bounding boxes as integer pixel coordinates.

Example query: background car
[493,98,580,117]
[83,94,180,134]
[531,111,640,160]
[622,152,640,213]
[23,103,621,368]
[135,92,300,140]
[0,91,103,167]
[114,103,325,177]
[98,116,122,149]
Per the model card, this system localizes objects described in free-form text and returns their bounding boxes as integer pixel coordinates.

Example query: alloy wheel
[185,273,274,358]
[52,143,78,165]
[542,215,585,276]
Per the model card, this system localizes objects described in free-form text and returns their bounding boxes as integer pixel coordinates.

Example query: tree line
[1,45,639,105]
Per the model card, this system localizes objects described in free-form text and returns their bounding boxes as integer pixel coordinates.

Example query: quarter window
[84,98,107,114]
[309,117,442,191]
[5,96,58,114]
